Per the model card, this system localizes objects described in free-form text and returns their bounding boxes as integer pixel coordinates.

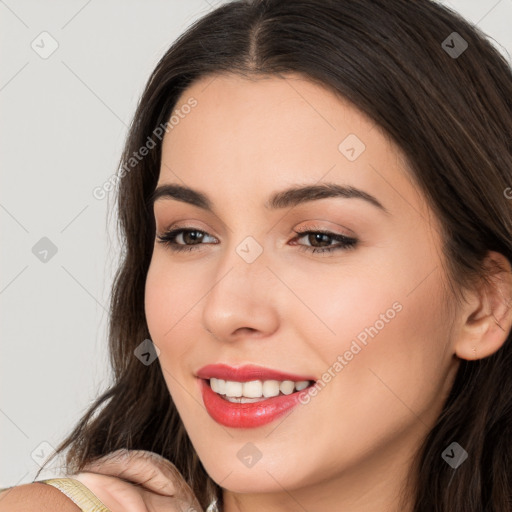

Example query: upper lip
[196,363,316,383]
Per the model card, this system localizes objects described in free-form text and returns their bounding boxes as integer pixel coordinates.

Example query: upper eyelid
[157,217,355,234]
[157,225,217,238]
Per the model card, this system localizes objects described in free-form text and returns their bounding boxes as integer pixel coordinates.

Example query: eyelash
[156,227,358,255]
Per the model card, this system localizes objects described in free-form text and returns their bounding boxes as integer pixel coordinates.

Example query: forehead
[170,72,374,150]
[158,72,430,221]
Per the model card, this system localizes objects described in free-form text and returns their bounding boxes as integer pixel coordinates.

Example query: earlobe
[454,251,512,361]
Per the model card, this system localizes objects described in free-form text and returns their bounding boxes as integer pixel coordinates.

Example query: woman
[2,0,511,510]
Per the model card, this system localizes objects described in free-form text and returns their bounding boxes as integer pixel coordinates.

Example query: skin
[144,72,512,512]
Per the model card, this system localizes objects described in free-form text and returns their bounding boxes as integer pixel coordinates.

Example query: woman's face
[145,73,460,504]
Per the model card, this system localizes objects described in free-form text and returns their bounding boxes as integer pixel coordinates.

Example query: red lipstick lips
[196,363,316,382]
[196,364,316,428]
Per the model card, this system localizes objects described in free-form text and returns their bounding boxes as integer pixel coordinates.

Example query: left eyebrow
[149,182,390,215]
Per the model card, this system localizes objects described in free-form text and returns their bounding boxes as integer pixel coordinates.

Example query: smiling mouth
[205,377,316,403]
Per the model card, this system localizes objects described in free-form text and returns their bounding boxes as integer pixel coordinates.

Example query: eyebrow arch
[149,182,390,215]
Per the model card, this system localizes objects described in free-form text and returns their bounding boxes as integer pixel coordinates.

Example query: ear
[455,251,512,361]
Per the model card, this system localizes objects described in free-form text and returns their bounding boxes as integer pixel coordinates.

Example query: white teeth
[262,380,280,397]
[243,380,263,398]
[209,378,312,398]
[279,380,295,395]
[224,396,268,403]
[210,378,223,394]
[224,380,242,397]
[295,380,310,391]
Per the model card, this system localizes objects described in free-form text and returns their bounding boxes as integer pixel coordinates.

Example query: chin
[201,457,312,494]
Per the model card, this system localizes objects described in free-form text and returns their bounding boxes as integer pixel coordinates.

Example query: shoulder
[0,482,81,512]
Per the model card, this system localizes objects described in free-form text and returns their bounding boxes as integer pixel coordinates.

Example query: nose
[201,239,280,343]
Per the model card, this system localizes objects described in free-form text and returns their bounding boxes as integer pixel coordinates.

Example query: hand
[69,449,204,512]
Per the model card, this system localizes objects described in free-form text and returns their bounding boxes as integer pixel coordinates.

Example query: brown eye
[157,228,217,252]
[292,229,358,255]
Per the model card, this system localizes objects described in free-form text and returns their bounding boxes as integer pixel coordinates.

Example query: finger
[71,471,150,512]
[79,450,189,498]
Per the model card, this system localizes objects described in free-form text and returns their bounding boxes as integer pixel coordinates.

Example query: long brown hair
[37,0,512,509]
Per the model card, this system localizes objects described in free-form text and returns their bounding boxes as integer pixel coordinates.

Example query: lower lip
[199,378,311,428]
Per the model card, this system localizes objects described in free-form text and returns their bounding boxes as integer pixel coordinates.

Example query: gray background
[1,0,511,486]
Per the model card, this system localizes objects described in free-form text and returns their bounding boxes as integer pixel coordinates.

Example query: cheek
[144,257,198,358]
[285,260,406,362]
[145,253,203,329]
[314,269,451,435]
[293,246,451,411]
[144,261,171,340]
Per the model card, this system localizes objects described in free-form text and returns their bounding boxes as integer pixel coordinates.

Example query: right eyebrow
[149,182,390,216]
